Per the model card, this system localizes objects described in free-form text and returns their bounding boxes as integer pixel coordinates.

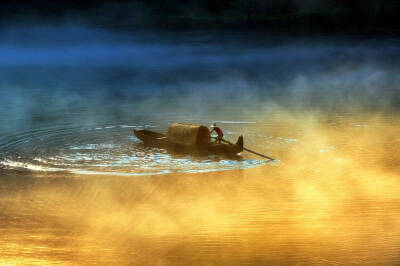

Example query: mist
[0,24,400,265]
[0,25,399,136]
[1,108,399,265]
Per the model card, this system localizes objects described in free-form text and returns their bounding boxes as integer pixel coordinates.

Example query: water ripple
[0,124,268,177]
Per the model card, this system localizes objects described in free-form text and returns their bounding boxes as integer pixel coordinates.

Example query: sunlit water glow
[1,109,399,265]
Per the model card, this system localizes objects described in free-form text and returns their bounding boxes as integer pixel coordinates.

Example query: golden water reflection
[1,111,400,265]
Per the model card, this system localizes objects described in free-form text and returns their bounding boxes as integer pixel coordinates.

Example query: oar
[212,137,275,161]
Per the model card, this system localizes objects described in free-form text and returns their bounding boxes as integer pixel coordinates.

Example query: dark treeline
[1,0,400,33]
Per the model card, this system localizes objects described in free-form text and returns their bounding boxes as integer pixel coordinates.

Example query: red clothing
[212,127,223,137]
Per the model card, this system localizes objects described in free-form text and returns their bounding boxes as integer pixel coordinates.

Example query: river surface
[0,27,399,265]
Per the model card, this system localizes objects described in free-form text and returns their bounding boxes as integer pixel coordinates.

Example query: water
[0,27,400,265]
[0,122,268,176]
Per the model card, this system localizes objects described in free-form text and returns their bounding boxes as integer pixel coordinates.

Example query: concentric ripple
[0,124,267,177]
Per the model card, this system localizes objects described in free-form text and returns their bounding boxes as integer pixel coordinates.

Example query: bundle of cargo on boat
[167,123,210,146]
[133,123,243,156]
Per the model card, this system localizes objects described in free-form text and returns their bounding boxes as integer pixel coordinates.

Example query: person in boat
[210,123,224,143]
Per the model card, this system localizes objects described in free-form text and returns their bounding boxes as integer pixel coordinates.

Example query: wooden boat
[133,123,243,156]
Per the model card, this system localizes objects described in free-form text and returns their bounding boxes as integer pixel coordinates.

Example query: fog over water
[0,26,399,135]
[0,26,399,265]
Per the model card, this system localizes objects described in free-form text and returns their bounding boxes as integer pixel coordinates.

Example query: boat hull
[133,129,243,156]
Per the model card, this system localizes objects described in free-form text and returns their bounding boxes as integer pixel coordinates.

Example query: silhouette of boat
[134,123,243,156]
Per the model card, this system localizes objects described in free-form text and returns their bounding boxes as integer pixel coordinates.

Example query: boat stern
[236,135,244,151]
